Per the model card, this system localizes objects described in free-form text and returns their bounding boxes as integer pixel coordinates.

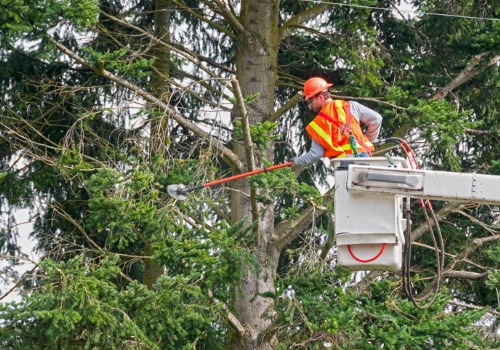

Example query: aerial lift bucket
[332,157,409,271]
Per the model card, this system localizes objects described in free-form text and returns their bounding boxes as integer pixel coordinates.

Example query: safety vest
[305,100,374,158]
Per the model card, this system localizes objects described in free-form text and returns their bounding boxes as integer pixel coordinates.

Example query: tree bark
[229,0,281,348]
[144,0,172,290]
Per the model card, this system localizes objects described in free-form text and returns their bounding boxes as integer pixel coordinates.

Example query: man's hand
[290,158,302,171]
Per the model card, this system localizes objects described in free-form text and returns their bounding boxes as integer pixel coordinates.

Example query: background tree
[0,0,498,349]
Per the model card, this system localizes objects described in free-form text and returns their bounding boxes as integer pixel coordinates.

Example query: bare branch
[279,3,333,41]
[465,128,500,136]
[50,202,149,284]
[208,289,246,337]
[448,299,500,317]
[455,210,500,235]
[171,0,238,38]
[453,234,500,264]
[230,78,255,171]
[410,202,468,242]
[412,241,489,271]
[100,11,233,86]
[443,270,489,280]
[330,94,408,111]
[0,255,46,301]
[207,0,245,33]
[268,92,303,123]
[50,37,245,173]
[432,52,500,100]
[392,51,498,139]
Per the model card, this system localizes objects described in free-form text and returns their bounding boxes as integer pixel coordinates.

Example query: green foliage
[275,269,490,349]
[485,270,500,290]
[0,0,98,41]
[409,99,479,171]
[470,20,500,51]
[83,46,153,78]
[0,255,223,349]
[233,120,280,152]
[490,160,500,174]
[53,0,99,29]
[249,164,321,215]
[153,217,255,301]
[84,167,163,250]
[0,0,30,40]
[250,120,280,149]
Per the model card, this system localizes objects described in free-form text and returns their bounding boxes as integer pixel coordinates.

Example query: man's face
[307,94,322,112]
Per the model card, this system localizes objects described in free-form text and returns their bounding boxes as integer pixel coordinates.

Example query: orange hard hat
[303,77,333,100]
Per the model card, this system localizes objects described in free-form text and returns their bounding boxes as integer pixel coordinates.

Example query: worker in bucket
[291,77,382,171]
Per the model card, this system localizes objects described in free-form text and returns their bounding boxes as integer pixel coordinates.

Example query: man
[291,77,382,170]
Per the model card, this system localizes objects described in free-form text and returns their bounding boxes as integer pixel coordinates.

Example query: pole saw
[167,162,293,200]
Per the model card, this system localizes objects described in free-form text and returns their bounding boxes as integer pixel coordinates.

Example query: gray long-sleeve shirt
[293,101,382,167]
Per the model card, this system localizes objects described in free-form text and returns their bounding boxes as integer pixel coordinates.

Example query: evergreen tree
[1,0,498,348]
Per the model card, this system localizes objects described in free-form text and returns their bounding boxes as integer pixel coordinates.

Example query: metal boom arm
[346,164,500,205]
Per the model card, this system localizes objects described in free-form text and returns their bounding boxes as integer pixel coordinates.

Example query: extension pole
[167,162,293,200]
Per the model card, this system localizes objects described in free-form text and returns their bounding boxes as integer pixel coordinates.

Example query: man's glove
[290,158,302,171]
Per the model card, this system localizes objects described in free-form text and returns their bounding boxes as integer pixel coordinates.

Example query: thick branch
[279,3,333,41]
[197,53,235,74]
[443,270,489,280]
[275,206,326,251]
[452,234,500,265]
[432,52,499,100]
[207,0,244,33]
[412,241,488,271]
[319,222,334,261]
[171,0,237,38]
[448,299,500,317]
[410,202,467,242]
[268,92,303,123]
[465,128,500,136]
[50,38,244,172]
[208,289,246,337]
[274,188,334,251]
[392,51,498,139]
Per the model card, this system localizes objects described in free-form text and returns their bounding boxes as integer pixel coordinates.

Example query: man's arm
[349,101,382,141]
[292,138,325,168]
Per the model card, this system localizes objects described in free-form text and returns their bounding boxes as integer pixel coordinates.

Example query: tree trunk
[149,0,171,157]
[144,0,172,290]
[230,0,281,348]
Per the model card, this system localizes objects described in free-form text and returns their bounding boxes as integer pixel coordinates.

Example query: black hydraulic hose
[380,137,445,309]
[403,201,445,309]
